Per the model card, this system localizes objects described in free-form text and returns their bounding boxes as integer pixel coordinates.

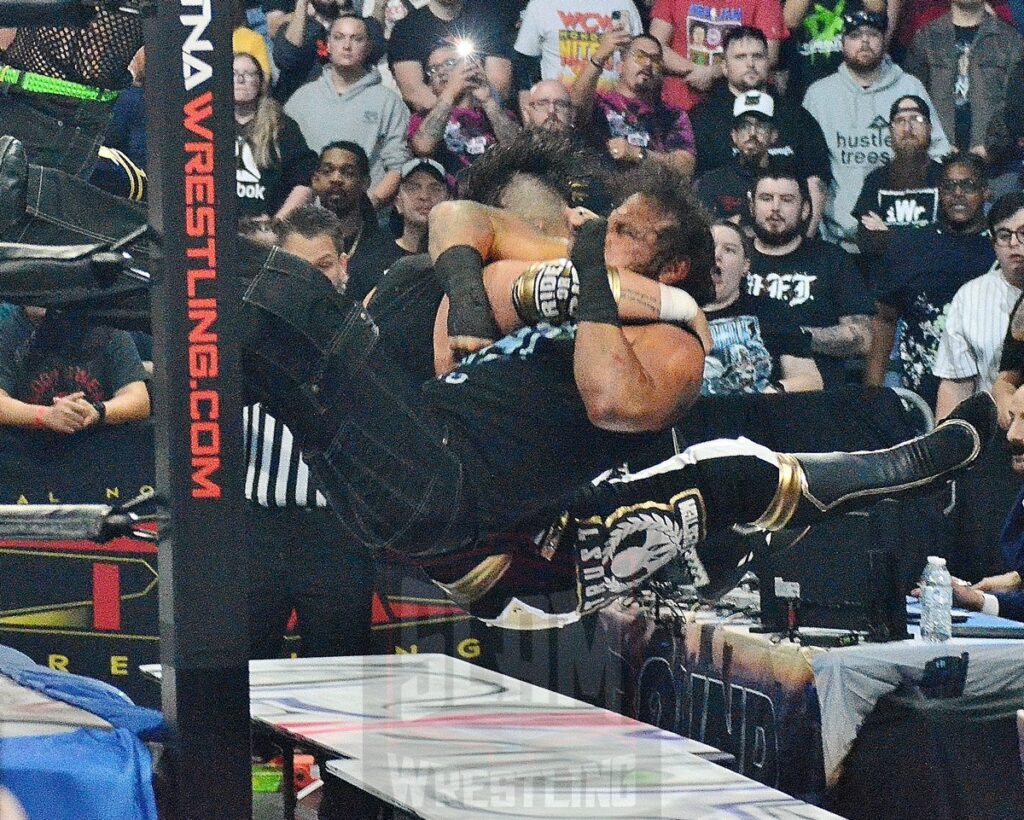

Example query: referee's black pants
[246,503,375,659]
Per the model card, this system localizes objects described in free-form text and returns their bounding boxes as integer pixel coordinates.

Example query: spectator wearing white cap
[391,158,451,256]
[696,90,780,224]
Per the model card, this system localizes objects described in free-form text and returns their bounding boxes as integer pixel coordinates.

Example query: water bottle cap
[926,556,946,566]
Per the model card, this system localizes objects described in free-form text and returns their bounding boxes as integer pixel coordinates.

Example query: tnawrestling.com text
[384,754,643,809]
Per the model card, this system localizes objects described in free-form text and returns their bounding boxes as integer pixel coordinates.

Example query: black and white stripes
[243,403,327,508]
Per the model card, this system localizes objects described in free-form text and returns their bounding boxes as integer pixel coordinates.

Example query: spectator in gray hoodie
[803,8,950,252]
[285,13,411,208]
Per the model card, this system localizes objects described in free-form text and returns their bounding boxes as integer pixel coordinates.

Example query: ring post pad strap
[0,65,119,102]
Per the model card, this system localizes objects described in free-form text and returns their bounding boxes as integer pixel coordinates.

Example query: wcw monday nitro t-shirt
[514,0,643,90]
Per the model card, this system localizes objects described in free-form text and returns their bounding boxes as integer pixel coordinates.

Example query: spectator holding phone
[408,44,521,178]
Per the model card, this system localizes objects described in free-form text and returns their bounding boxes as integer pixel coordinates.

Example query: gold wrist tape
[752,453,805,531]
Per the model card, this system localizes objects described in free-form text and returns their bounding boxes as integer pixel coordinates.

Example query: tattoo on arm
[618,287,660,319]
[412,100,454,153]
[807,315,871,357]
[483,97,521,145]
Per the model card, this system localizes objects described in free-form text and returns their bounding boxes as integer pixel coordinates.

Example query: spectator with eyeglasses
[233,51,318,221]
[865,154,995,408]
[696,91,782,224]
[389,0,512,114]
[571,33,696,176]
[852,96,944,266]
[521,80,574,132]
[988,197,1024,429]
[407,44,521,180]
[932,194,1024,585]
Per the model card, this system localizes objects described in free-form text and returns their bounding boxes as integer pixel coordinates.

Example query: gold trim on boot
[751,453,805,531]
[434,553,513,608]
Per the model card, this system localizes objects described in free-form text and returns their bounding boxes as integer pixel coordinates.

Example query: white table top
[144,654,839,819]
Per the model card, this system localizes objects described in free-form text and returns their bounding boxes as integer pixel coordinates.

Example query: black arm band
[434,245,501,341]
[571,219,619,326]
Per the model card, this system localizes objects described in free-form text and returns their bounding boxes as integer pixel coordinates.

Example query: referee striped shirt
[933,263,1022,393]
[243,403,327,508]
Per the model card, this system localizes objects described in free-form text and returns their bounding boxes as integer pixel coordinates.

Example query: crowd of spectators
[4,0,1024,648]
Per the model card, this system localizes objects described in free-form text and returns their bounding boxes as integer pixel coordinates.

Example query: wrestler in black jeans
[0,155,996,627]
[0,93,114,179]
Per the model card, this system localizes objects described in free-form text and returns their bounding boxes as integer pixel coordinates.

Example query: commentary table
[634,605,1024,813]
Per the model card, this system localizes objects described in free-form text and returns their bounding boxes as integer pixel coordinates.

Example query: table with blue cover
[0,645,163,820]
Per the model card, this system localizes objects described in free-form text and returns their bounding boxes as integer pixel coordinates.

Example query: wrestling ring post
[0,0,253,815]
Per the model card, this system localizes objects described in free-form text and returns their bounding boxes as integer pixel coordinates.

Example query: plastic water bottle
[920,555,952,642]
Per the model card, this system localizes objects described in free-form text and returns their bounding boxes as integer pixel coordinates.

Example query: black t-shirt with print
[703,292,811,394]
[953,24,979,151]
[0,313,148,404]
[875,225,996,406]
[851,160,944,227]
[236,114,318,218]
[747,238,872,387]
[781,0,845,104]
[696,160,757,222]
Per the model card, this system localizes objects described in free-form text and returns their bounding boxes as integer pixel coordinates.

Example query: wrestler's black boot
[753,391,996,531]
[0,136,26,237]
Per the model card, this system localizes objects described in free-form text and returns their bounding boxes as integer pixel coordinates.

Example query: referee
[243,207,375,659]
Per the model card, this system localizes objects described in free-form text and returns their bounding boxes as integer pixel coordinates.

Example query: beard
[317,187,359,216]
[845,48,884,74]
[752,218,802,247]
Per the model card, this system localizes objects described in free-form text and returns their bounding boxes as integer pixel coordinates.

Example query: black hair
[722,25,768,52]
[941,152,987,183]
[318,140,371,178]
[275,205,345,256]
[459,128,604,209]
[712,218,752,259]
[239,215,278,248]
[612,164,716,306]
[752,156,811,203]
[627,34,663,54]
[988,192,1024,235]
[328,11,370,37]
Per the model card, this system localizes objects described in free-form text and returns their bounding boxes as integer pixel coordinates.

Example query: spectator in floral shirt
[570,30,696,177]
[407,44,521,181]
